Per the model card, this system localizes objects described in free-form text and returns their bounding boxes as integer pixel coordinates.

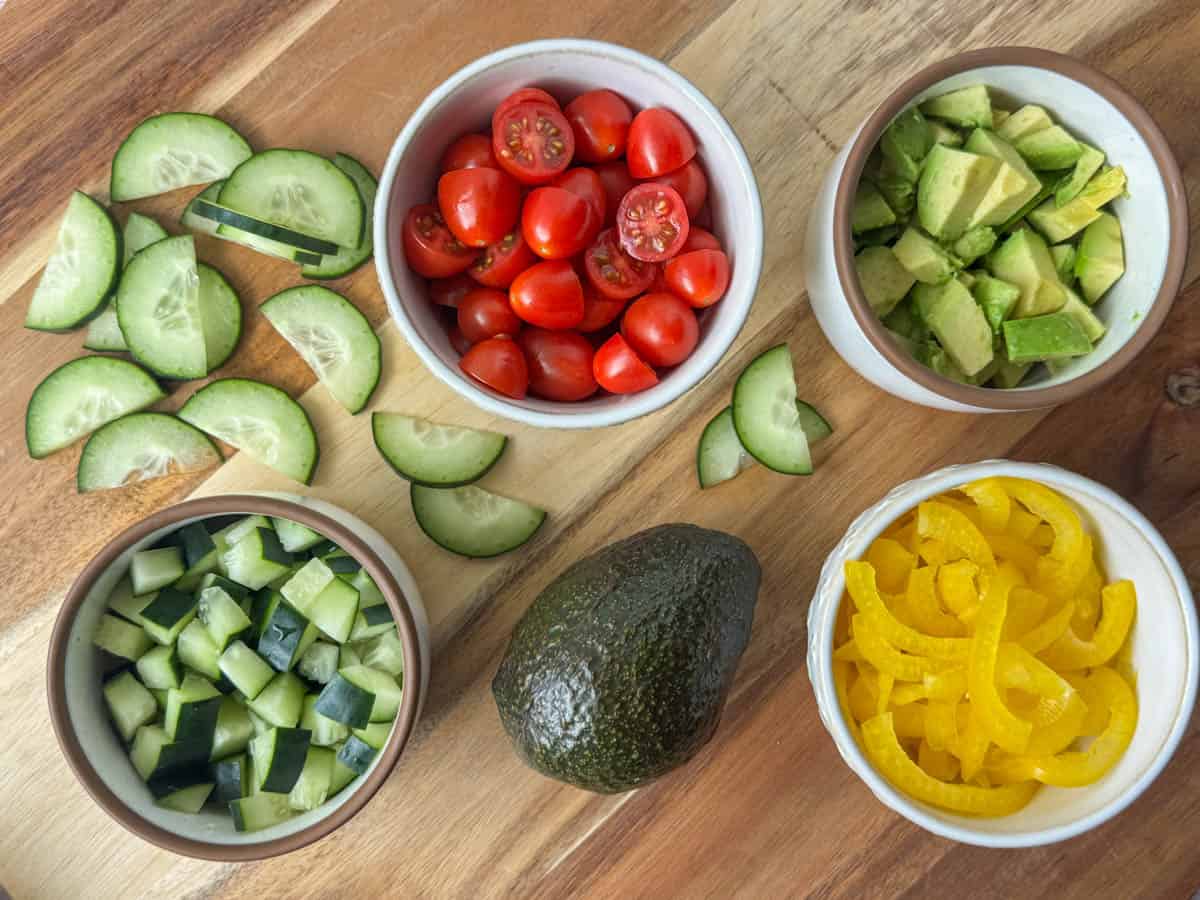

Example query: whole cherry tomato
[469,229,536,288]
[583,228,656,300]
[563,89,633,163]
[551,167,606,221]
[437,167,521,247]
[449,325,473,356]
[518,328,598,401]
[646,159,708,218]
[509,259,584,329]
[593,333,658,394]
[681,226,721,253]
[440,133,497,172]
[521,186,600,260]
[578,280,627,332]
[593,161,637,227]
[621,292,699,367]
[626,108,697,178]
[492,100,574,185]
[458,287,523,343]
[429,272,476,308]
[664,249,730,308]
[459,336,528,399]
[616,183,690,262]
[402,203,476,278]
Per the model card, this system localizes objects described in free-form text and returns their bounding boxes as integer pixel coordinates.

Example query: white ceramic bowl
[375,39,763,429]
[807,460,1198,847]
[804,47,1188,412]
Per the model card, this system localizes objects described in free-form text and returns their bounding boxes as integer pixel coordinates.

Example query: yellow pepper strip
[996,644,1075,716]
[1071,564,1103,638]
[917,501,997,570]
[961,478,1012,533]
[1003,587,1048,641]
[1018,600,1075,655]
[957,712,991,781]
[833,661,861,745]
[968,568,1032,754]
[937,559,981,618]
[853,614,952,681]
[849,670,877,722]
[1034,534,1092,605]
[918,539,960,567]
[833,639,864,663]
[904,567,964,637]
[890,682,928,706]
[877,671,895,716]
[918,739,961,782]
[1040,580,1137,671]
[998,477,1085,565]
[845,561,970,660]
[1006,507,1040,542]
[861,713,1037,815]
[891,702,927,738]
[865,538,916,594]
[1023,690,1088,756]
[834,596,853,645]
[984,534,1041,581]
[924,667,967,702]
[1031,523,1055,549]
[1065,673,1111,737]
[935,495,985,528]
[925,700,959,752]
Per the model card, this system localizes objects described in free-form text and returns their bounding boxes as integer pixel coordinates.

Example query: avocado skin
[492,524,761,794]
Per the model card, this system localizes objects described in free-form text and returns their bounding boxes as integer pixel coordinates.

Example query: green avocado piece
[917,145,1001,240]
[855,224,900,249]
[920,85,993,129]
[991,360,1033,388]
[1028,167,1126,243]
[491,524,760,794]
[893,226,959,284]
[1050,244,1077,285]
[971,273,1021,334]
[996,105,1054,143]
[1059,289,1107,343]
[855,246,916,316]
[1075,212,1124,303]
[1002,312,1092,363]
[882,297,929,344]
[920,343,969,383]
[1015,125,1083,171]
[882,107,933,172]
[871,158,917,218]
[853,181,897,234]
[912,280,994,376]
[999,171,1063,234]
[988,229,1067,318]
[992,109,1013,128]
[929,121,964,147]
[1055,144,1105,207]
[952,227,997,265]
[956,269,977,290]
[885,328,923,360]
[963,129,1042,227]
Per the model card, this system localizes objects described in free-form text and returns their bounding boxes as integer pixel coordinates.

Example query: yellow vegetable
[890,682,928,707]
[924,700,960,752]
[845,561,970,660]
[1034,534,1092,604]
[877,671,896,716]
[852,614,952,681]
[1066,673,1112,737]
[833,661,860,744]
[937,559,981,619]
[1040,580,1137,670]
[967,568,1032,754]
[984,534,1041,580]
[1018,600,1076,655]
[957,712,991,781]
[923,667,967,702]
[904,566,964,637]
[961,478,1012,533]
[918,739,961,782]
[1006,507,1040,542]
[1003,587,1048,640]
[918,539,959,567]
[865,538,916,593]
[918,501,997,570]
[998,477,1085,565]
[833,639,864,663]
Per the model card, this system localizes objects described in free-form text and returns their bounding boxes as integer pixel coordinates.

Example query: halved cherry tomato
[493,87,559,127]
[648,264,669,294]
[646,159,708,218]
[617,183,690,262]
[509,259,584,329]
[521,186,600,260]
[621,292,699,367]
[593,333,658,394]
[492,100,574,185]
[402,204,477,278]
[563,89,633,163]
[460,336,528,399]
[583,228,655,300]
[626,108,697,178]
[578,280,627,332]
[449,326,473,356]
[552,167,606,221]
[664,249,730,308]
[518,328,598,402]
[458,287,523,343]
[440,133,497,172]
[469,229,536,288]
[593,161,636,226]
[681,226,721,253]
[437,168,521,247]
[429,272,476,308]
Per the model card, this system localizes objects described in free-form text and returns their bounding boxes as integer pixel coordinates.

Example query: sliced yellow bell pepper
[1071,563,1103,638]
[852,614,952,682]
[1034,534,1092,605]
[937,559,981,618]
[984,534,1041,581]
[849,668,878,722]
[956,711,991,781]
[845,561,970,660]
[1065,673,1112,737]
[968,568,1032,754]
[918,501,997,570]
[890,682,928,707]
[996,644,1075,716]
[1018,600,1076,655]
[877,671,895,716]
[833,660,861,744]
[891,702,927,738]
[918,539,960,568]
[918,739,961,782]
[923,667,967,702]
[833,639,864,663]
[904,566,964,637]
[962,478,1012,533]
[1003,587,1049,641]
[936,495,986,527]
[866,538,916,594]
[1006,506,1040,542]
[1040,580,1137,671]
[998,477,1085,565]
[924,700,960,752]
[1031,523,1055,549]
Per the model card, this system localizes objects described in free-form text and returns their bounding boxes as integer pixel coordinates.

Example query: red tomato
[437,168,521,247]
[578,280,627,332]
[460,336,528,399]
[493,87,559,125]
[402,204,476,278]
[593,161,637,226]
[583,228,656,300]
[626,108,697,178]
[593,333,658,394]
[681,226,721,253]
[518,328,598,402]
[551,167,606,221]
[492,101,574,185]
[440,133,497,172]
[664,249,730,309]
[692,203,713,230]
[509,259,584,329]
[563,89,633,163]
[616,183,690,262]
[469,229,536,288]
[621,292,699,367]
[648,264,669,294]
[458,288,523,343]
[429,272,476,308]
[521,186,600,260]
[646,159,708,218]
[449,326,473,356]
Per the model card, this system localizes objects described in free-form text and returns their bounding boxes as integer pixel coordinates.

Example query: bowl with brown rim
[47,492,430,861]
[803,46,1188,412]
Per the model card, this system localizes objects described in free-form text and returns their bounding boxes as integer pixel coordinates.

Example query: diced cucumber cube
[103,671,158,742]
[131,546,186,595]
[177,619,222,680]
[308,577,359,644]
[198,585,252,649]
[271,517,326,553]
[218,640,275,699]
[136,643,182,690]
[288,746,335,812]
[248,672,306,728]
[221,527,292,590]
[297,641,340,685]
[300,694,351,746]
[106,577,155,623]
[280,557,335,614]
[94,613,153,662]
[211,695,254,762]
[138,587,198,646]
[359,627,404,678]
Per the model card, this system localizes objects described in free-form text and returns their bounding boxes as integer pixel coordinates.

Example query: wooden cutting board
[2,1,1198,897]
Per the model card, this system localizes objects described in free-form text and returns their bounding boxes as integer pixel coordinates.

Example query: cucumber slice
[349,604,395,642]
[212,753,248,805]
[280,558,336,615]
[110,112,252,201]
[258,598,316,671]
[94,613,153,661]
[270,518,325,554]
[177,619,222,680]
[116,235,207,379]
[222,526,293,591]
[26,356,164,458]
[343,665,402,723]
[108,577,155,622]
[307,576,359,644]
[177,522,217,568]
[352,720,393,751]
[313,671,375,729]
[198,585,253,649]
[301,693,350,746]
[197,263,243,373]
[329,748,360,792]
[138,587,197,645]
[182,182,324,266]
[795,400,834,444]
[372,413,506,487]
[155,782,215,814]
[697,406,754,489]
[136,644,181,690]
[103,671,158,742]
[325,554,360,574]
[26,192,121,332]
[131,546,185,594]
[123,213,170,264]
[732,345,812,476]
[84,214,168,351]
[211,694,254,761]
[230,791,294,832]
[163,675,221,763]
[358,628,403,678]
[336,735,377,775]
[218,640,275,700]
[410,484,545,558]
[297,642,340,685]
[261,286,381,414]
[249,726,311,793]
[191,197,338,256]
[247,672,306,728]
[77,412,222,492]
[300,154,377,280]
[288,745,334,812]
[129,725,191,780]
[218,149,365,250]
[178,378,320,484]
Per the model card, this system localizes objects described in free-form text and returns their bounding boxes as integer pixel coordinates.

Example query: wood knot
[1166,368,1200,407]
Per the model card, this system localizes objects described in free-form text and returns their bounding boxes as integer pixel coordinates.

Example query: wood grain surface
[1,1,1198,897]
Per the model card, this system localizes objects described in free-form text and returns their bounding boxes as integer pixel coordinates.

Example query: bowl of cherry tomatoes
[375,39,763,428]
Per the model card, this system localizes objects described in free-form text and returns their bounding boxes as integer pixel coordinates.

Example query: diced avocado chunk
[912,280,995,376]
[1015,125,1082,171]
[882,107,933,174]
[855,225,900,248]
[999,173,1059,234]
[988,229,1067,318]
[996,105,1054,143]
[1075,212,1125,303]
[1055,144,1105,207]
[1059,289,1107,343]
[871,158,917,217]
[1002,312,1092,363]
[952,227,997,265]
[971,273,1021,334]
[919,85,992,129]
[991,360,1033,388]
[921,343,969,383]
[963,129,1042,227]
[1050,244,1077,285]
[882,297,929,344]
[992,109,1013,128]
[855,246,915,316]
[885,328,923,360]
[893,227,959,284]
[929,121,963,147]
[917,145,1000,240]
[853,181,896,234]
[956,270,977,290]
[1029,166,1127,243]
[966,357,1002,386]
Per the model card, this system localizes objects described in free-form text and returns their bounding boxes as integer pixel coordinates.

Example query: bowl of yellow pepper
[807,460,1197,847]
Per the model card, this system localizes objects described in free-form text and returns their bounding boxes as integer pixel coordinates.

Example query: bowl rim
[832,46,1189,410]
[810,459,1199,847]
[374,37,764,429]
[46,494,425,862]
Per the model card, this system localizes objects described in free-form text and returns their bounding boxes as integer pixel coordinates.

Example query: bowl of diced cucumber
[805,47,1187,412]
[47,494,430,860]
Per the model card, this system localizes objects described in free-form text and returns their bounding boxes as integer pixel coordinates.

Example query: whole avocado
[492,523,761,793]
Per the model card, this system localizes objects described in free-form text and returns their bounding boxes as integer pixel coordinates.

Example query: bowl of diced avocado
[804,47,1187,412]
[47,494,430,860]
